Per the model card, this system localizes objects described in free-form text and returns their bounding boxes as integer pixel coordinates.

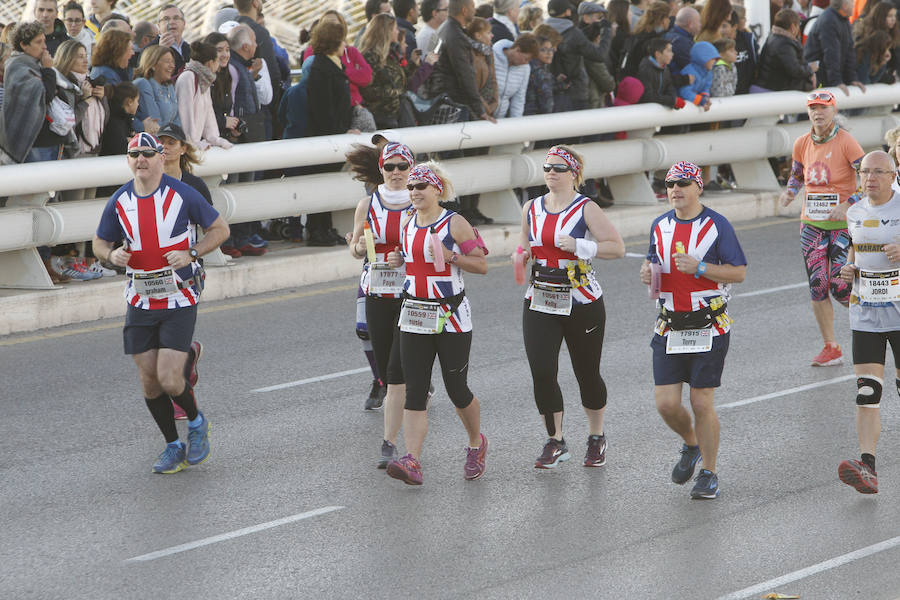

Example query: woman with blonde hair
[518,5,544,32]
[54,39,108,158]
[465,16,499,117]
[134,44,179,131]
[619,0,670,77]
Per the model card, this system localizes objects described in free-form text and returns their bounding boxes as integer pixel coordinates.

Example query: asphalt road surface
[3,216,900,599]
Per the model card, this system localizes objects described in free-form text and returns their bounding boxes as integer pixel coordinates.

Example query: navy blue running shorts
[123,304,197,355]
[651,331,730,388]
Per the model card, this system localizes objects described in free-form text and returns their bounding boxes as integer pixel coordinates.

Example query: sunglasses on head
[665,179,694,188]
[383,162,410,172]
[543,163,573,173]
[127,149,160,158]
[406,182,430,191]
[807,91,834,102]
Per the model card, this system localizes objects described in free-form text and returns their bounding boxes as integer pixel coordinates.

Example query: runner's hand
[387,246,404,268]
[779,190,794,207]
[555,234,576,253]
[884,243,900,263]
[639,261,652,285]
[672,252,699,274]
[828,201,849,221]
[109,247,131,267]
[164,250,192,269]
[839,262,858,282]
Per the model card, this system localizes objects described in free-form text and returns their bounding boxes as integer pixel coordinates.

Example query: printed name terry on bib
[369,262,406,295]
[529,282,572,315]
[665,327,713,354]
[132,268,179,299]
[858,269,900,303]
[805,193,839,221]
[400,299,445,334]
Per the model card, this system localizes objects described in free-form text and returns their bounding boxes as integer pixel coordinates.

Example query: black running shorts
[123,304,197,355]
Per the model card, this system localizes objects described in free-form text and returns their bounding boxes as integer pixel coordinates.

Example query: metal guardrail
[1,84,898,290]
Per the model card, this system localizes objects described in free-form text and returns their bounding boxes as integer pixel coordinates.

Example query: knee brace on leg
[856,376,883,407]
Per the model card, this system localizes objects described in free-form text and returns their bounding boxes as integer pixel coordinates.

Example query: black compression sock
[861,453,876,472]
[170,383,199,421]
[145,394,178,443]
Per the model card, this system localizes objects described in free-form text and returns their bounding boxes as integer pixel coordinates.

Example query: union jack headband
[547,147,581,176]
[379,142,415,168]
[128,132,163,153]
[408,164,444,194]
[665,161,703,192]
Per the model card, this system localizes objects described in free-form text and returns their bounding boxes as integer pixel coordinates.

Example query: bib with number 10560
[805,193,839,221]
[858,269,900,303]
[369,262,406,294]
[665,328,713,354]
[132,268,178,298]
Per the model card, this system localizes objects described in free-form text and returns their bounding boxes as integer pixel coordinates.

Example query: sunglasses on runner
[543,163,573,173]
[127,149,161,158]
[806,91,835,106]
[407,182,430,191]
[665,179,694,188]
[383,162,410,172]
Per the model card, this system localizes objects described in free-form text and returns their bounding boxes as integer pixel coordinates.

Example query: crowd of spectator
[1,0,899,271]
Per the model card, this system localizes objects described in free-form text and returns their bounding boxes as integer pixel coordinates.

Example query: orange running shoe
[811,343,843,367]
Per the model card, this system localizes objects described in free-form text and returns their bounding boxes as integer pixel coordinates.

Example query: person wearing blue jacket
[677,41,718,110]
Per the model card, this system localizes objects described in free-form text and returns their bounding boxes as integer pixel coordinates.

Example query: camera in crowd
[235,119,249,135]
[87,74,106,87]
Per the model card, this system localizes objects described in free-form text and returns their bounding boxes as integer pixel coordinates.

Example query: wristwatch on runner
[189,248,199,262]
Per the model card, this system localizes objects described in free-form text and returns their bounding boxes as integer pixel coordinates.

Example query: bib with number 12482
[805,193,839,221]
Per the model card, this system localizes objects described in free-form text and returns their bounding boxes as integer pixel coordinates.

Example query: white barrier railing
[1,84,898,290]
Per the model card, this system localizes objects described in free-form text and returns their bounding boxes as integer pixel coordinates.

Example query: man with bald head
[665,6,700,75]
[838,150,900,495]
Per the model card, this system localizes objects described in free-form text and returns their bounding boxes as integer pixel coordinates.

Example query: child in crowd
[637,38,686,108]
[710,38,738,97]
[678,41,719,111]
[100,81,139,156]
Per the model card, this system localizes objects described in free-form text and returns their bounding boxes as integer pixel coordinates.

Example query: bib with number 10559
[858,269,900,303]
[400,299,443,334]
[805,193,839,221]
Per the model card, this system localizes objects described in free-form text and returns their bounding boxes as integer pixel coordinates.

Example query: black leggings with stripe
[522,297,608,415]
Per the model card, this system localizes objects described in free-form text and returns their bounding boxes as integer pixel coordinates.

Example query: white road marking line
[735,282,807,298]
[625,252,645,258]
[125,506,344,563]
[251,367,371,393]
[719,374,855,409]
[716,534,900,600]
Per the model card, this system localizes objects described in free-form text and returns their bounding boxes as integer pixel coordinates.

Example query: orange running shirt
[792,128,864,229]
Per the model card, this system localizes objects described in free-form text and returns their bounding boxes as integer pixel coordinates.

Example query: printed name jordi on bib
[369,262,406,294]
[858,269,900,303]
[530,282,572,315]
[400,299,443,334]
[666,328,713,354]
[132,268,178,298]
[805,193,839,221]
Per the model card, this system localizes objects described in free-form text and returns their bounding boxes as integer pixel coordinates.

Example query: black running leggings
[522,297,608,415]
[365,296,405,385]
[400,330,474,411]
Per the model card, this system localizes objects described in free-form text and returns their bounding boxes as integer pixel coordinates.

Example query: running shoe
[386,454,423,485]
[57,258,100,281]
[583,434,607,467]
[173,402,187,420]
[378,439,398,469]
[365,378,385,410]
[220,245,242,258]
[184,341,203,388]
[186,412,210,465]
[671,443,702,484]
[464,433,488,480]
[534,438,570,469]
[247,233,269,248]
[690,469,720,499]
[838,459,878,494]
[811,343,843,367]
[237,244,267,256]
[152,441,187,474]
[87,261,117,277]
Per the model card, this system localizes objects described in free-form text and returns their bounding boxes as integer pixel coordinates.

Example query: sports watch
[189,247,199,262]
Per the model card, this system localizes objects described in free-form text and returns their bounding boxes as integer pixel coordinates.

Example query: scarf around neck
[811,123,839,144]
[185,60,216,93]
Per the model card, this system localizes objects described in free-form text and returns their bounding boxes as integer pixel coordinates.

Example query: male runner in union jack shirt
[93,133,230,474]
[640,161,747,500]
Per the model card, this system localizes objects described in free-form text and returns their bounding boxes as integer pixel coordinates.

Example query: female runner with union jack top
[518,145,625,470]
[639,161,746,500]
[347,141,416,468]
[384,163,489,485]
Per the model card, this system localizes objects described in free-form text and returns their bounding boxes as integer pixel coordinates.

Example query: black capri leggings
[365,296,405,385]
[522,297,608,415]
[400,330,474,411]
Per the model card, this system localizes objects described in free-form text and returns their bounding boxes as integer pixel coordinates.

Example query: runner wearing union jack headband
[639,160,747,499]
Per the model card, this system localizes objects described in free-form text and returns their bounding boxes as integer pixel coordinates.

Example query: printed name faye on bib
[529,281,573,315]
[131,268,179,299]
[805,193,839,221]
[368,262,406,295]
[858,268,900,303]
[665,327,713,354]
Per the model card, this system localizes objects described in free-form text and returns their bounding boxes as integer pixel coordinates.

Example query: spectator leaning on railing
[492,33,539,118]
[176,40,233,151]
[134,45,180,131]
[804,0,866,95]
[756,8,816,91]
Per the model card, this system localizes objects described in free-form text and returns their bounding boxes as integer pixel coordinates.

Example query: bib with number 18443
[805,193,839,221]
[858,269,900,303]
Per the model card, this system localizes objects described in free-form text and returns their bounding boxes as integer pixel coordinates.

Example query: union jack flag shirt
[525,194,603,305]
[361,185,414,298]
[96,174,220,310]
[647,206,746,336]
[401,209,472,333]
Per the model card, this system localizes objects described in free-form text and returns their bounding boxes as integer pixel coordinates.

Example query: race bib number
[666,328,713,354]
[400,300,443,334]
[132,268,178,299]
[858,269,900,303]
[369,262,406,295]
[529,282,572,315]
[805,193,839,221]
